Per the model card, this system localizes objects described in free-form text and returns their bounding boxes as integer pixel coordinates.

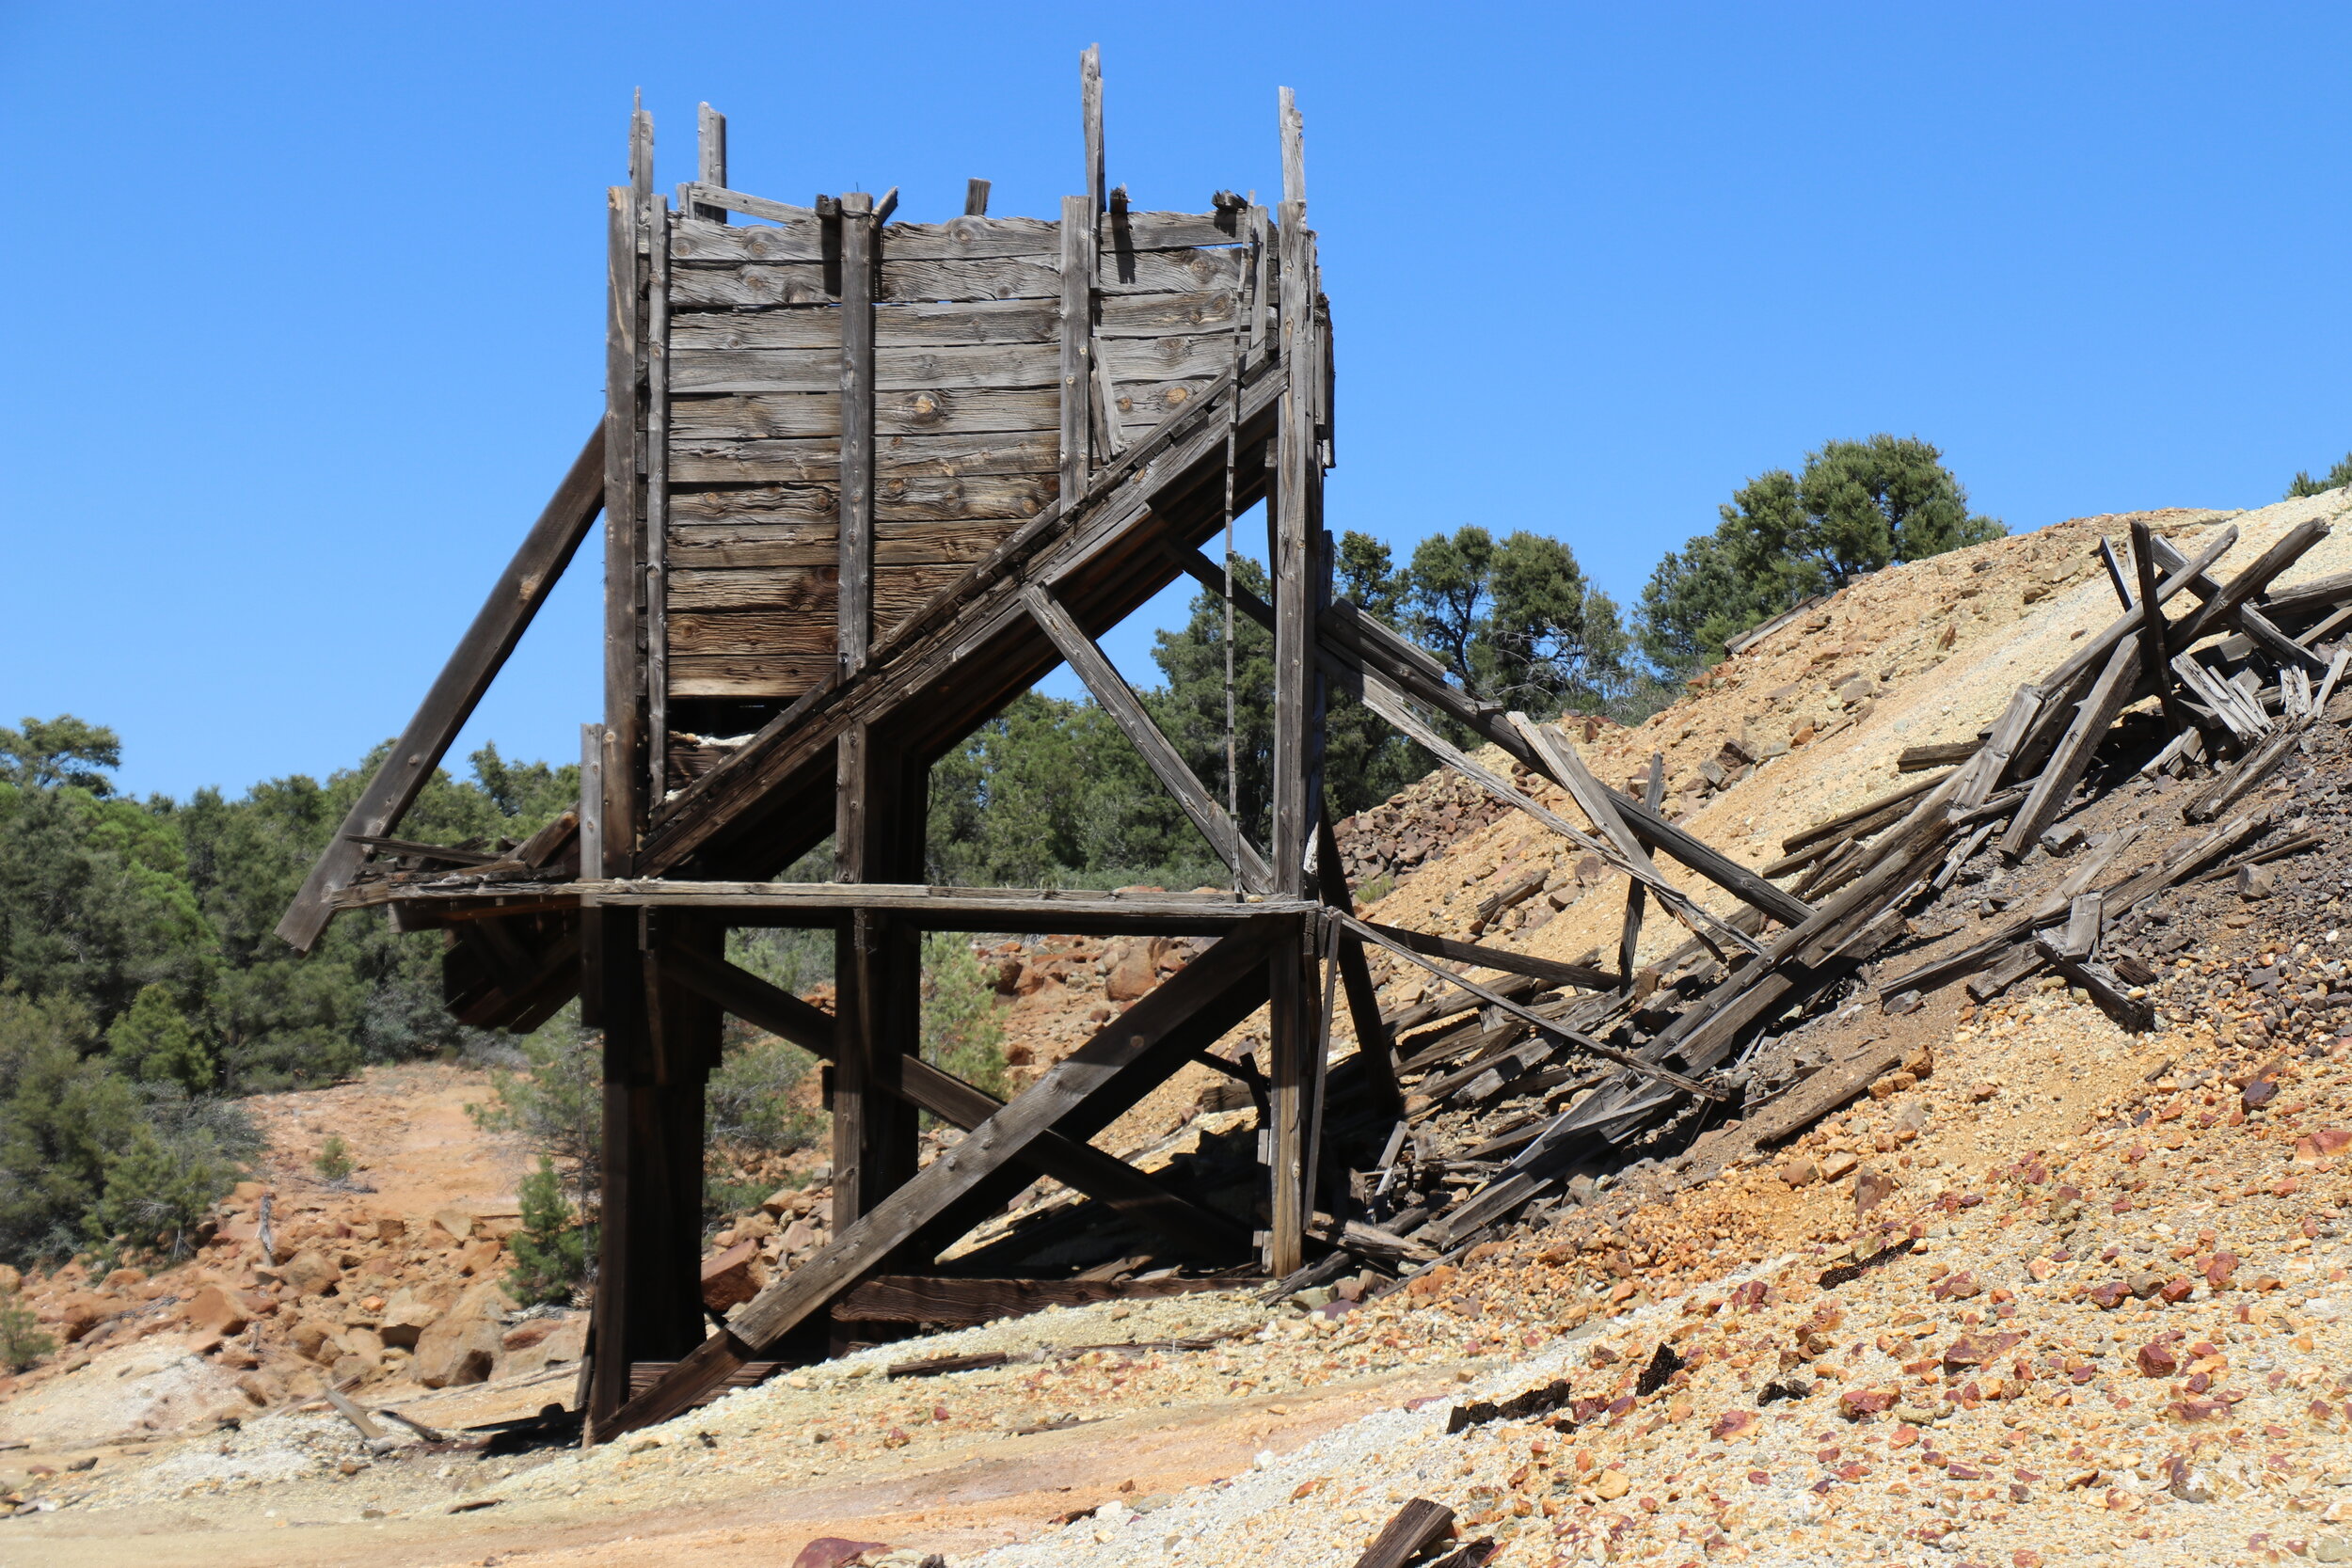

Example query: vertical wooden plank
[1082,44,1104,212]
[1057,193,1094,502]
[1615,752,1665,988]
[838,192,878,675]
[1279,87,1306,209]
[1270,211,1314,895]
[964,178,991,216]
[579,723,607,882]
[603,177,646,877]
[2131,519,2189,736]
[1248,204,1273,361]
[1264,918,1309,1278]
[695,103,727,222]
[644,198,672,802]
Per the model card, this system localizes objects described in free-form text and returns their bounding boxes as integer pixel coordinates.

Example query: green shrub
[506,1155,586,1307]
[0,1289,53,1371]
[921,932,1009,1100]
[314,1133,352,1182]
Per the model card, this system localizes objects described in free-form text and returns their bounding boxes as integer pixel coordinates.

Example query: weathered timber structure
[268,51,2352,1451]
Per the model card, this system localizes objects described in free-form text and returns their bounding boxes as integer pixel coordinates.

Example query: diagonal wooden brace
[657,944,1252,1261]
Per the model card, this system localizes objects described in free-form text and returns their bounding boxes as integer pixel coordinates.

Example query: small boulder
[701,1242,761,1312]
[184,1284,251,1338]
[377,1288,440,1350]
[280,1249,342,1298]
[411,1278,513,1388]
[1104,942,1157,1003]
[1853,1165,1898,1216]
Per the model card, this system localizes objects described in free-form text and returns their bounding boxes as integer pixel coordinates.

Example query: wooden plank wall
[656,204,1265,774]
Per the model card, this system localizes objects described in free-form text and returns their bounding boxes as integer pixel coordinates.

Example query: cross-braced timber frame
[276,50,1824,1446]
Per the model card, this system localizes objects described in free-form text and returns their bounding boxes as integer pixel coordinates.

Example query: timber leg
[585,911,715,1433]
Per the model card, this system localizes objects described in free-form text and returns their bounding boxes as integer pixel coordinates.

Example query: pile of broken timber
[1284,515,2350,1291]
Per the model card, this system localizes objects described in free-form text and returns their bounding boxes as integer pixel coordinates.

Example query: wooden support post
[838,190,878,677]
[585,911,714,1433]
[273,425,603,952]
[1057,193,1095,501]
[644,196,671,802]
[1081,43,1105,212]
[602,119,652,878]
[832,725,924,1245]
[1317,811,1400,1119]
[695,103,726,222]
[963,178,991,216]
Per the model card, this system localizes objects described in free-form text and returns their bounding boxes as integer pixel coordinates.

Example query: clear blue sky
[8,3,2351,801]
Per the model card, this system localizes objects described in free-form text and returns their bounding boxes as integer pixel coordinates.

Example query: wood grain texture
[837,1274,1238,1325]
[672,297,1056,350]
[671,388,1058,441]
[670,249,1241,309]
[667,520,1015,572]
[669,430,1058,484]
[672,341,1061,395]
[669,473,1053,525]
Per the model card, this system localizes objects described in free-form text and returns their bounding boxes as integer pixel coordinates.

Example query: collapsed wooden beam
[1353,920,1620,992]
[658,945,1251,1259]
[1999,638,2140,858]
[1318,812,1402,1119]
[1340,914,1728,1101]
[595,916,1285,1441]
[277,425,606,952]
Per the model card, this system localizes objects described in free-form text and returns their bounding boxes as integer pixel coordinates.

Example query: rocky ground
[0,496,2347,1566]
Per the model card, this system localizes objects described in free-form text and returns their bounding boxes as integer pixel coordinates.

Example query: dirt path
[9,1361,1466,1566]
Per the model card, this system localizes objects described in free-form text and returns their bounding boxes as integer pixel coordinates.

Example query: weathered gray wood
[1024,583,1273,892]
[1059,193,1094,501]
[1778,770,1952,857]
[1279,87,1306,209]
[669,248,1241,309]
[963,178,990,217]
[1354,919,1618,992]
[692,106,727,223]
[642,359,1286,869]
[667,520,1011,572]
[660,945,1249,1258]
[2132,520,2190,735]
[646,198,674,797]
[1096,331,1247,385]
[1615,752,1666,987]
[672,341,1061,395]
[1341,916,1724,1100]
[2098,535,2135,610]
[273,427,605,952]
[580,879,1311,922]
[597,919,1283,1439]
[669,431,1058,484]
[2054,892,2102,962]
[1082,44,1104,211]
[2145,531,2329,675]
[673,298,1053,351]
[671,473,1053,527]
[1999,638,2140,859]
[603,176,648,877]
[2169,517,2330,652]
[1897,737,1982,771]
[671,387,1057,441]
[2183,718,2307,824]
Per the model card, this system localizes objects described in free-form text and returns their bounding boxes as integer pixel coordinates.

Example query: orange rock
[701,1242,761,1312]
[183,1284,252,1338]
